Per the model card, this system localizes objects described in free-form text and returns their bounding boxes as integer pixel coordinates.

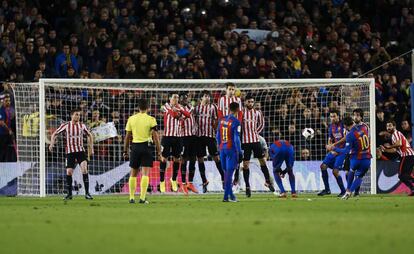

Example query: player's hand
[123,152,129,161]
[330,151,338,156]
[379,145,385,152]
[157,153,162,161]
[90,148,94,155]
[326,144,333,151]
[48,144,54,152]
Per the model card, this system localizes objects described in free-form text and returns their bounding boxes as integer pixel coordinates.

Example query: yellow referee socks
[129,176,137,200]
[140,176,149,201]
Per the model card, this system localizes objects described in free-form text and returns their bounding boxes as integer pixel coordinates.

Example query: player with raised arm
[327,116,372,199]
[318,109,347,196]
[123,99,161,204]
[49,108,94,200]
[194,90,225,193]
[269,138,297,198]
[179,93,198,194]
[241,94,274,197]
[380,120,414,196]
[217,82,243,186]
[159,93,191,193]
[217,102,243,202]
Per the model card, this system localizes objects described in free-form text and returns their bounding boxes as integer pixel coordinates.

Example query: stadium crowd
[0,0,413,162]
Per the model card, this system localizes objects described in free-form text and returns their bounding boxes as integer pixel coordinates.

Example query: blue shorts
[350,158,371,177]
[322,152,346,170]
[272,145,294,170]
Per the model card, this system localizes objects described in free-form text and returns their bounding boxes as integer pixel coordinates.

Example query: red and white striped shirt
[54,121,92,154]
[241,108,264,144]
[391,130,414,157]
[162,102,190,137]
[218,95,243,120]
[194,103,218,138]
[180,105,197,136]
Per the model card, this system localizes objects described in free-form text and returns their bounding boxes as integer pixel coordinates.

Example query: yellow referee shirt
[125,113,158,143]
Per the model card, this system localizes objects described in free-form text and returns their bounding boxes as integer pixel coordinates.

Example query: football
[302,127,315,139]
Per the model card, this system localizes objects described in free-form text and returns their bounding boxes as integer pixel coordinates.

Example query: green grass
[0,194,412,254]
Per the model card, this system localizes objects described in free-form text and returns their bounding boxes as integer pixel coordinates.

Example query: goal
[11,78,376,197]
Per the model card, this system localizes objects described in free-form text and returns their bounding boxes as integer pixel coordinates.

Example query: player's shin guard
[140,176,149,201]
[82,174,90,194]
[273,170,285,193]
[172,162,180,181]
[198,161,208,183]
[215,161,225,182]
[350,176,363,192]
[189,160,196,182]
[129,176,137,200]
[260,165,271,183]
[321,170,330,191]
[180,161,187,184]
[287,170,296,194]
[160,161,167,182]
[66,175,73,195]
[243,168,250,188]
[335,175,346,194]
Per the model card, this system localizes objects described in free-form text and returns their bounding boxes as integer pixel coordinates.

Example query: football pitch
[0,194,412,254]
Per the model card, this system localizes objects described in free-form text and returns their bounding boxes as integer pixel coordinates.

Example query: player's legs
[128,144,142,202]
[223,150,237,202]
[285,147,296,196]
[398,156,414,195]
[342,159,370,199]
[333,154,346,195]
[318,153,335,195]
[170,138,182,192]
[207,137,225,184]
[253,142,273,191]
[241,144,252,197]
[186,136,198,193]
[64,153,76,200]
[137,145,153,203]
[78,152,92,199]
[159,137,171,192]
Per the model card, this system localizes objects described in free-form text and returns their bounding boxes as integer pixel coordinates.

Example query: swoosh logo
[377,170,400,192]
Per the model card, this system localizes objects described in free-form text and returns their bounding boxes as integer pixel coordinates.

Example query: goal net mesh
[11,80,373,196]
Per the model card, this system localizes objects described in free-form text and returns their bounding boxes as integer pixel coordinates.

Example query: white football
[302,128,315,139]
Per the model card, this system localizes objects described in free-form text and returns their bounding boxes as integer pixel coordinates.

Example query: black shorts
[182,136,197,158]
[161,136,182,158]
[130,142,153,169]
[242,142,264,161]
[66,152,87,169]
[196,136,218,157]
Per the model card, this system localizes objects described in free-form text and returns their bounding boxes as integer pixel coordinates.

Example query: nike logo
[377,170,400,192]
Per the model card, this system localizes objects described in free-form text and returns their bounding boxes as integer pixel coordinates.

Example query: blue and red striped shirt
[216,114,242,153]
[334,124,372,160]
[328,122,346,148]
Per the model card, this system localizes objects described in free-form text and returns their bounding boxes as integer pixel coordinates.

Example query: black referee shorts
[182,136,197,158]
[161,136,182,158]
[196,136,218,157]
[130,142,153,169]
[242,142,264,161]
[66,152,87,169]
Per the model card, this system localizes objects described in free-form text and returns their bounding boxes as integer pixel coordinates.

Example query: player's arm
[233,122,242,155]
[332,135,352,154]
[123,118,132,159]
[151,118,161,160]
[268,144,276,159]
[164,104,181,118]
[256,111,264,133]
[216,122,221,146]
[49,123,66,152]
[217,97,224,120]
[179,105,191,118]
[331,136,346,147]
[384,139,401,149]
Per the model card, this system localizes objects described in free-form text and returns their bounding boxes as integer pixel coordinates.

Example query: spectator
[55,44,79,77]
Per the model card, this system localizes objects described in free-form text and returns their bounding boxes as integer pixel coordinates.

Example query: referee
[123,98,161,204]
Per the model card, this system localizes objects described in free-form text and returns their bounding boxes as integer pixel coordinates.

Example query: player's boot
[229,196,238,202]
[291,193,298,198]
[245,187,251,198]
[139,199,149,204]
[63,194,73,200]
[181,183,188,195]
[160,181,166,193]
[170,179,178,192]
[202,181,209,193]
[278,192,287,198]
[341,192,351,200]
[337,192,345,198]
[129,199,135,204]
[353,192,360,197]
[187,182,199,193]
[317,189,331,196]
[85,193,93,200]
[265,181,275,192]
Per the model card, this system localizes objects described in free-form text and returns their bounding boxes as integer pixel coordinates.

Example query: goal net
[11,79,376,197]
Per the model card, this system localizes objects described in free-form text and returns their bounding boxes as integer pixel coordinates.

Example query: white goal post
[13,78,376,197]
